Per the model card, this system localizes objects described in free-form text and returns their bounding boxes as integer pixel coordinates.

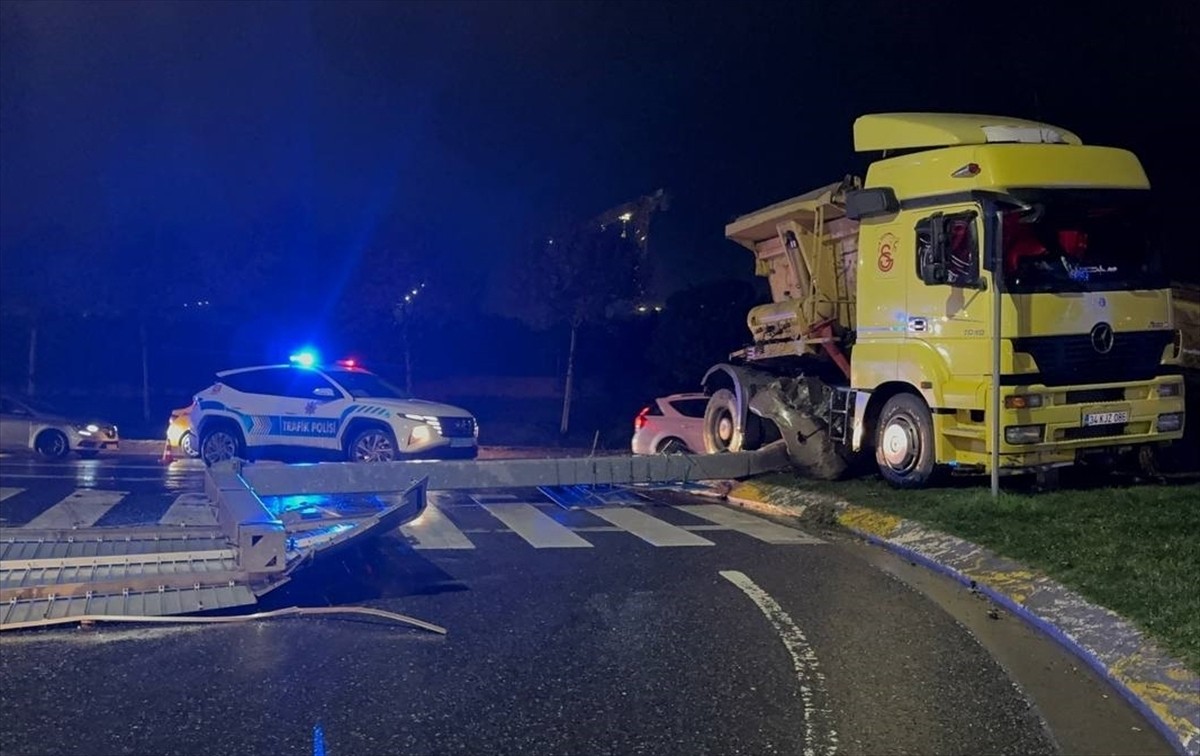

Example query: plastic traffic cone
[160,439,174,464]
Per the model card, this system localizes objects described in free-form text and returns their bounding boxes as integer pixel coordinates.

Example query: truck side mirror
[845,187,899,220]
[916,211,985,288]
[918,214,947,284]
[921,258,949,285]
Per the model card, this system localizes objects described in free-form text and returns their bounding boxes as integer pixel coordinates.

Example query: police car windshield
[326,369,410,399]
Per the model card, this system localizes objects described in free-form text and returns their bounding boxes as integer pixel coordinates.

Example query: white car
[189,362,478,465]
[631,392,709,455]
[0,394,120,459]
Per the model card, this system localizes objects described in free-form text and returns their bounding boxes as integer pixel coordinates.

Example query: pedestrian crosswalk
[394,493,824,550]
[0,488,217,531]
[24,490,127,529]
[0,486,824,550]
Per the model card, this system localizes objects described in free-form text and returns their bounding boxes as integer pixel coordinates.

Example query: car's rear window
[669,398,708,418]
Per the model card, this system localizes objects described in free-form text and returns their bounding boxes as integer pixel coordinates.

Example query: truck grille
[1062,424,1127,441]
[1012,330,1172,387]
[438,417,475,438]
[1064,388,1124,405]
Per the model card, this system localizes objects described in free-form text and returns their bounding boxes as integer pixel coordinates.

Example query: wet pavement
[0,454,1173,755]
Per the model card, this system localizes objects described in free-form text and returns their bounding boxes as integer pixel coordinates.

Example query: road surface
[0,454,1173,755]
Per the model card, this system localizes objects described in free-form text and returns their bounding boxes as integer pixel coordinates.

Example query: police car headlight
[403,414,438,424]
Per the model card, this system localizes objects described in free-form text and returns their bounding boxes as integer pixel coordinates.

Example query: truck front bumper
[995,378,1185,469]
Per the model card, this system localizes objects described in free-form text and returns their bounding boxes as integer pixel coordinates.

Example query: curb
[691,480,1200,756]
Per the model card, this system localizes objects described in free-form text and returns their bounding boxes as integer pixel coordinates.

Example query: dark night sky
[2,0,1197,316]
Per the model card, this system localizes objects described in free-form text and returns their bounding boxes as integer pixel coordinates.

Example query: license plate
[1084,411,1128,427]
[448,437,475,447]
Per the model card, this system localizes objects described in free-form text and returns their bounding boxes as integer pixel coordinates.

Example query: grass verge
[765,472,1200,672]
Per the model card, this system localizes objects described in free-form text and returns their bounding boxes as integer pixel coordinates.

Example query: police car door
[274,369,348,450]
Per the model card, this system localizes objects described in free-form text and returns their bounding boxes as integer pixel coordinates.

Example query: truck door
[905,203,991,402]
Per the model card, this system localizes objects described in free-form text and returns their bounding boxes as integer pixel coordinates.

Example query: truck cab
[711,113,1185,486]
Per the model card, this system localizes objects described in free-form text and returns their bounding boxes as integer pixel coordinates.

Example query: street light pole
[991,211,1003,498]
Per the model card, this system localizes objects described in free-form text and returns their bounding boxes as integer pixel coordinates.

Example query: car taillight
[634,406,651,430]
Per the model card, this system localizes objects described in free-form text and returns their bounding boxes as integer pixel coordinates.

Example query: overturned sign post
[0,461,427,631]
[3,446,786,630]
[239,444,791,497]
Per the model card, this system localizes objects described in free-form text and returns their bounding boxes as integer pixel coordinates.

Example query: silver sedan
[0,394,120,459]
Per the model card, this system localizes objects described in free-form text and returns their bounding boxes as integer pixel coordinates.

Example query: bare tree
[505,224,639,435]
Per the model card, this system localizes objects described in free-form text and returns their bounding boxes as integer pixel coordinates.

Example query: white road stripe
[0,474,201,483]
[158,493,219,527]
[25,490,128,529]
[720,570,837,756]
[400,505,475,550]
[481,503,592,549]
[674,504,824,544]
[0,487,23,502]
[588,507,714,547]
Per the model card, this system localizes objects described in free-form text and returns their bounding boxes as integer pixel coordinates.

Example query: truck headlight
[1157,413,1184,433]
[1004,394,1043,409]
[1157,382,1182,398]
[1004,425,1044,444]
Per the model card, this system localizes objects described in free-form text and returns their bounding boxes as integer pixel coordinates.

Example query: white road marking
[25,490,128,529]
[158,493,219,527]
[720,570,837,756]
[399,504,475,550]
[481,503,592,548]
[0,487,23,502]
[674,504,824,544]
[469,493,519,503]
[0,474,201,483]
[588,507,714,547]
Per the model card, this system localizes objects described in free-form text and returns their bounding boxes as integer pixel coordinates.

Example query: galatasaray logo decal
[877,233,897,273]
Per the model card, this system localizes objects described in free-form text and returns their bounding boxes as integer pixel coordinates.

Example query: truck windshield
[1000,189,1164,294]
[326,369,409,399]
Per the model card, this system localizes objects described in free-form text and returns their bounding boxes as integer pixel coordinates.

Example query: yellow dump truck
[702,113,1186,487]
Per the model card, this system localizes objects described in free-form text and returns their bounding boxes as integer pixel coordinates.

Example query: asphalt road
[0,454,1173,756]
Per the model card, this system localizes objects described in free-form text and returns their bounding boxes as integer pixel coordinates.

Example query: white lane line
[587,507,714,547]
[399,504,475,550]
[480,503,592,548]
[0,474,202,483]
[674,504,824,544]
[0,487,23,502]
[720,570,837,756]
[158,493,219,527]
[25,490,129,529]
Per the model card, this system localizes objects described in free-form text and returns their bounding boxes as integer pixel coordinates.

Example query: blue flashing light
[289,350,318,367]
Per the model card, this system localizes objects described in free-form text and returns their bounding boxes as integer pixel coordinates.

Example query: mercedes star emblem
[1090,322,1115,354]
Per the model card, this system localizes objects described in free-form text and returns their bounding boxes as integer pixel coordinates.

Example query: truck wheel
[703,389,742,453]
[200,424,244,466]
[875,394,936,488]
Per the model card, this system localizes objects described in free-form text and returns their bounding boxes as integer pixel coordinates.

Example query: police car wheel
[349,427,396,463]
[201,426,242,466]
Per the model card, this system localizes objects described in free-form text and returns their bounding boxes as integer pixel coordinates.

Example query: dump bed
[724,179,859,345]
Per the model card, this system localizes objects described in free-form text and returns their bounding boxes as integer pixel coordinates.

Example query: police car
[190,358,478,465]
